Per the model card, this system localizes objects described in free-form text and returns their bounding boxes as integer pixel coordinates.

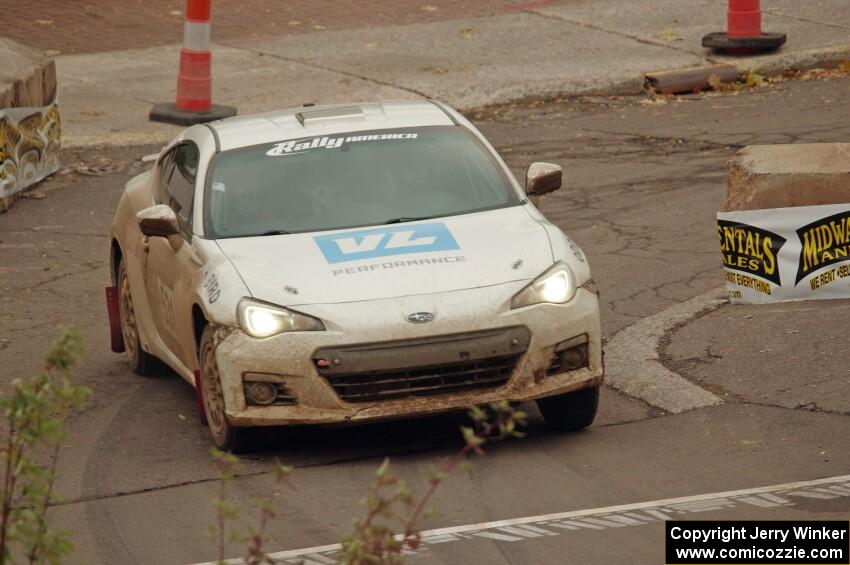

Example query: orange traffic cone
[703,0,786,54]
[151,0,236,125]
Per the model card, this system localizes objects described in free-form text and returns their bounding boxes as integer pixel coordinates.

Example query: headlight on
[237,299,325,338]
[511,262,577,309]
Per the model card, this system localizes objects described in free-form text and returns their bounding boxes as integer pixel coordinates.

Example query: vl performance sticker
[266,132,418,157]
[314,223,460,265]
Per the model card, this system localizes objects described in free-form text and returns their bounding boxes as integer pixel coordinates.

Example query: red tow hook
[105,287,125,353]
[194,369,208,426]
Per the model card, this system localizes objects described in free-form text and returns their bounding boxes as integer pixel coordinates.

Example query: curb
[604,287,727,414]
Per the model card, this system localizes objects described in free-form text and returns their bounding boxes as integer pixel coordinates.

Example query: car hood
[215,206,553,306]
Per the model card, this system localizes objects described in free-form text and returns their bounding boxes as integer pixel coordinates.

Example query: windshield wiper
[261,229,291,236]
[381,216,435,225]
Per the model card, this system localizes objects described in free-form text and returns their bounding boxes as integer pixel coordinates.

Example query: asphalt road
[1,75,849,564]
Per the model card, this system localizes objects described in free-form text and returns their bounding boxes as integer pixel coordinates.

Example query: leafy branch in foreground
[209,449,292,565]
[0,328,89,565]
[341,401,526,564]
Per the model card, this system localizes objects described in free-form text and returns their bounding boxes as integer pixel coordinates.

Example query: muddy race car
[106,100,603,451]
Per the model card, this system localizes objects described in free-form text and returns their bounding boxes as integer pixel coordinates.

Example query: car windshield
[204,126,520,238]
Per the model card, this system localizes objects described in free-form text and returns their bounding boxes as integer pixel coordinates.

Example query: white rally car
[107,101,603,451]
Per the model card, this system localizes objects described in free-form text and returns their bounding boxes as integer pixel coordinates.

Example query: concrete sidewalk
[56,0,850,147]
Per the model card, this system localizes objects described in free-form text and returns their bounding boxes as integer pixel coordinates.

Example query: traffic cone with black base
[150,0,236,125]
[702,0,786,54]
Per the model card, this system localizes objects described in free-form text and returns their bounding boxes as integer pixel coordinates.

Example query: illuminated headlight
[237,299,325,338]
[511,262,577,309]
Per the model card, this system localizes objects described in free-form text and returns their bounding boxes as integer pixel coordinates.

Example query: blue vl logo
[314,223,460,264]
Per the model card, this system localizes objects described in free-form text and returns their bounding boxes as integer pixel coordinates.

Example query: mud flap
[105,286,125,353]
[194,369,208,426]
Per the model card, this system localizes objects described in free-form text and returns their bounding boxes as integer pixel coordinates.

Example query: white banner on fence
[718,203,850,304]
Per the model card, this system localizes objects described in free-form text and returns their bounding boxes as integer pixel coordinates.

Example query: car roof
[207,100,458,152]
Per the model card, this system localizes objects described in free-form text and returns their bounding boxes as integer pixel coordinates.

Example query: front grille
[325,353,521,403]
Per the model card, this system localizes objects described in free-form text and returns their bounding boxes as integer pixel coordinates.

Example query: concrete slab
[0,37,56,107]
[762,0,850,30]
[241,12,703,109]
[0,37,47,85]
[537,0,850,73]
[725,143,850,211]
[537,0,721,58]
[56,44,415,146]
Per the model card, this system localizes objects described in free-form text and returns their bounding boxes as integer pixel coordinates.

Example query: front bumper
[214,281,603,427]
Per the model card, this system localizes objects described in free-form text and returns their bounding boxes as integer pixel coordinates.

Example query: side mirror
[137,205,179,238]
[526,162,562,197]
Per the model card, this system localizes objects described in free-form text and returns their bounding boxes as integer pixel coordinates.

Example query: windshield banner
[266,132,418,157]
[718,203,850,304]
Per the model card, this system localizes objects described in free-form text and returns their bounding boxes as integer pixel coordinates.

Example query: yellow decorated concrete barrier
[0,36,60,212]
[0,98,61,205]
[718,144,850,304]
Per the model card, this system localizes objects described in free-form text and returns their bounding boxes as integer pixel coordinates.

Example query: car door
[144,141,203,371]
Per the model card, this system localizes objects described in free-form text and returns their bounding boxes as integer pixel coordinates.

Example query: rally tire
[199,325,249,453]
[117,259,154,376]
[537,385,599,432]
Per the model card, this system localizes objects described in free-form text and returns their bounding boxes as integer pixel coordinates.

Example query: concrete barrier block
[13,71,43,107]
[724,144,850,211]
[42,60,57,103]
[0,37,51,108]
[0,83,13,109]
[0,196,14,213]
[0,38,47,81]
[0,37,60,214]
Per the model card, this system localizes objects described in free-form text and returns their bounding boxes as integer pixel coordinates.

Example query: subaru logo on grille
[406,312,434,324]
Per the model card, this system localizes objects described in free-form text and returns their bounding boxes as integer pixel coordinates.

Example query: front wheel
[117,259,154,376]
[199,325,249,452]
[537,385,599,432]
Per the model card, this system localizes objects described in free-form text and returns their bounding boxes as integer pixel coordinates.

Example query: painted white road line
[190,473,850,564]
[605,286,727,413]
